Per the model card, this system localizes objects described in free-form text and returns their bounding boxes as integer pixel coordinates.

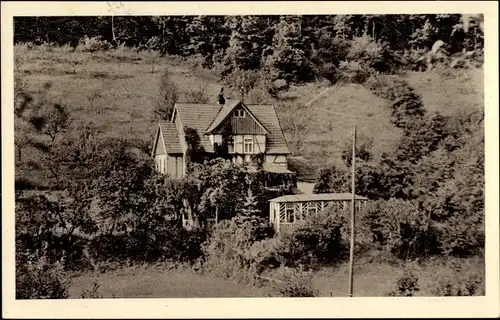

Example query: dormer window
[234,108,246,118]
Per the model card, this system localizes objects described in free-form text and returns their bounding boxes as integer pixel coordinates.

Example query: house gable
[212,107,268,135]
[153,128,166,155]
[205,101,270,135]
[152,122,183,155]
[172,101,290,155]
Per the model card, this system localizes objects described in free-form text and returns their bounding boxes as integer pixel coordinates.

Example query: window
[234,108,245,118]
[234,135,243,153]
[228,136,234,153]
[307,202,317,216]
[285,203,295,223]
[244,137,254,153]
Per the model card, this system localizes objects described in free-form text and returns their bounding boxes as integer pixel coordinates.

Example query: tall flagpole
[348,124,356,297]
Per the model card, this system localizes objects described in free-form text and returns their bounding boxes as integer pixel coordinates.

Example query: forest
[14,14,485,298]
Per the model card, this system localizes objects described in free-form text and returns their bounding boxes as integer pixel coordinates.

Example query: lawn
[68,254,484,298]
[68,266,268,298]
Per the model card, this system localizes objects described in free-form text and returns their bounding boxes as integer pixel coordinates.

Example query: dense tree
[265,16,314,83]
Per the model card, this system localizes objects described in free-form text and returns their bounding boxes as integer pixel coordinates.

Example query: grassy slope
[15,46,483,181]
[16,46,484,298]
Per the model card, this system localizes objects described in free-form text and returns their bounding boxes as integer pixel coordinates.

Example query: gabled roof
[174,103,222,152]
[157,122,182,154]
[173,100,290,155]
[269,193,368,203]
[205,99,270,134]
[246,104,290,154]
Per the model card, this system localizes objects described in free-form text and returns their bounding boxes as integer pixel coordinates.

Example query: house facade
[152,97,292,178]
[268,193,369,233]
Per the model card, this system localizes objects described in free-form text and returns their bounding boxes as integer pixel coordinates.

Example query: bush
[399,49,429,71]
[267,267,318,297]
[80,281,103,299]
[431,272,484,296]
[182,84,210,103]
[388,269,420,297]
[245,85,273,104]
[278,207,349,269]
[338,61,374,84]
[77,36,111,53]
[16,259,69,299]
[346,36,399,74]
[201,215,274,283]
[363,199,440,260]
[364,74,426,128]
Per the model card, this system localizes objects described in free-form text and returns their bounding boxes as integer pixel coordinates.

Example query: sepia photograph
[2,1,499,318]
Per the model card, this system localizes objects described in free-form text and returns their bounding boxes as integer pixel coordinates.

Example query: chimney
[218,88,225,105]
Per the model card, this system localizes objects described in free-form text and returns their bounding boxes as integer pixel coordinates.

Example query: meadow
[14,44,483,178]
[14,43,485,298]
[68,253,484,298]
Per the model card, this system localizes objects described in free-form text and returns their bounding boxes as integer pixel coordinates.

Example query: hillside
[15,45,484,181]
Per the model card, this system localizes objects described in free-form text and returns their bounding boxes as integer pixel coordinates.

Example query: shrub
[77,36,111,53]
[399,49,429,71]
[338,61,374,84]
[364,74,426,129]
[267,267,318,297]
[245,85,273,104]
[154,70,178,120]
[346,36,398,74]
[16,259,69,299]
[388,269,420,297]
[201,215,274,283]
[278,207,349,269]
[183,84,210,103]
[431,272,484,296]
[248,237,283,274]
[80,281,103,299]
[223,69,262,92]
[363,199,439,260]
[432,276,484,297]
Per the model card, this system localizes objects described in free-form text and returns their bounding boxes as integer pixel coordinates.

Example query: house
[268,193,369,233]
[151,91,292,179]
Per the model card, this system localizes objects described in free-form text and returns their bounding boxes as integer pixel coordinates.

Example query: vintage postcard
[2,1,499,318]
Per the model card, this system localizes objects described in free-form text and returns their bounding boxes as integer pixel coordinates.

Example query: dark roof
[175,101,290,154]
[205,100,270,135]
[246,104,290,154]
[175,103,222,152]
[269,193,368,203]
[204,100,241,133]
[159,122,182,154]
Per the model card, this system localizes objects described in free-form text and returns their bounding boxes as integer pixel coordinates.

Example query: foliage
[182,83,210,103]
[267,267,318,297]
[363,199,438,260]
[388,269,420,297]
[430,268,484,296]
[337,61,373,84]
[77,36,111,53]
[80,281,103,299]
[265,16,314,84]
[313,166,350,194]
[201,214,274,283]
[16,259,69,299]
[365,74,426,129]
[278,207,348,268]
[345,36,398,74]
[341,136,373,168]
[154,69,178,121]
